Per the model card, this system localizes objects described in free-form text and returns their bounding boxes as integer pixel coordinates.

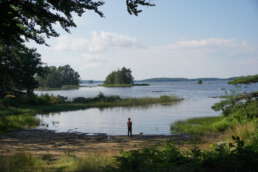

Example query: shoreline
[0,129,191,156]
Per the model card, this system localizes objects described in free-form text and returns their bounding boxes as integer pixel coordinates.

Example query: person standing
[127,118,132,137]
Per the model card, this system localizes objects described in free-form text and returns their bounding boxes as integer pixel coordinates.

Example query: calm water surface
[36,81,258,135]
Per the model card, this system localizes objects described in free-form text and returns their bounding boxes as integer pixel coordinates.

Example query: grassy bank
[1,132,257,172]
[100,83,149,87]
[170,116,238,135]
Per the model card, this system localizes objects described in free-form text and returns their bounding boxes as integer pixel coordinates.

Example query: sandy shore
[0,129,190,156]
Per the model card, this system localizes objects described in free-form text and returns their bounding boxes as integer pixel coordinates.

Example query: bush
[110,137,258,172]
[0,94,68,107]
[72,93,121,104]
[211,118,237,132]
[73,97,90,103]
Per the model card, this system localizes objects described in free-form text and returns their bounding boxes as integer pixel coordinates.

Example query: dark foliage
[109,137,258,172]
[72,92,121,103]
[0,94,67,107]
[0,44,44,96]
[0,0,154,46]
[0,0,154,96]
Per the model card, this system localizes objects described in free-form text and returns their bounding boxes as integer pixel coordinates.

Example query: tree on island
[104,67,134,85]
[0,0,154,96]
[36,65,80,89]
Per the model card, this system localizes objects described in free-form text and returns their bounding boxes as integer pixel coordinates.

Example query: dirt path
[0,129,190,156]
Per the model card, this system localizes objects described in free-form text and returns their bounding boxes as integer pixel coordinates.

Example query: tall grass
[86,95,182,108]
[0,153,112,172]
[0,114,40,133]
[223,120,258,142]
[0,153,45,172]
[170,116,237,135]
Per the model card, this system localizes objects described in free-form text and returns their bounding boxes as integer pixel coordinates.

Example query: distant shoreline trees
[36,65,80,89]
[104,67,134,85]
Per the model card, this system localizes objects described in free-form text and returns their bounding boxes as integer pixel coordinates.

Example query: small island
[101,67,149,87]
[197,79,203,84]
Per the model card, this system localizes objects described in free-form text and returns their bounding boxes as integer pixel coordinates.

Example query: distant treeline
[36,65,80,89]
[139,77,236,82]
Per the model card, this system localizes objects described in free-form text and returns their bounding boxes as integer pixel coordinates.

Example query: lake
[36,80,258,135]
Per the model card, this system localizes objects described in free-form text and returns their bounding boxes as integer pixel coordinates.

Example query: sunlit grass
[0,114,40,133]
[0,153,113,172]
[170,116,238,135]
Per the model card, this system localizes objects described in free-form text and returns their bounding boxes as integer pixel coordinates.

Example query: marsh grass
[0,114,40,133]
[86,95,182,108]
[0,153,45,172]
[170,116,237,135]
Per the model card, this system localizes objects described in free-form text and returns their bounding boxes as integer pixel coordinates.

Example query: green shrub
[110,137,258,172]
[211,118,237,132]
[73,97,90,103]
[0,94,68,107]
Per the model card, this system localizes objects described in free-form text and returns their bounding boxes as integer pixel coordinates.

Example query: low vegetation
[111,135,258,172]
[171,116,238,135]
[0,114,40,134]
[1,134,257,172]
[0,153,113,172]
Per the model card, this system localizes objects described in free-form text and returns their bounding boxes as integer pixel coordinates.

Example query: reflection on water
[36,81,258,135]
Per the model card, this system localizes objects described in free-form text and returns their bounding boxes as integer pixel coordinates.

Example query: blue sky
[32,0,258,80]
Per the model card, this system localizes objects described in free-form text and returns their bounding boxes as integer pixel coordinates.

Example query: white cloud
[38,34,258,80]
[52,31,141,53]
[168,38,248,49]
